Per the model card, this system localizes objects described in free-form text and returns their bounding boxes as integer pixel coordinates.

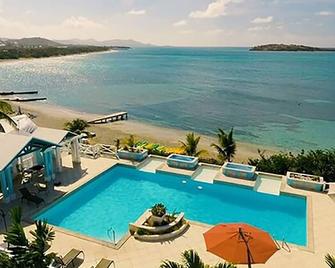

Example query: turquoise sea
[0,47,334,150]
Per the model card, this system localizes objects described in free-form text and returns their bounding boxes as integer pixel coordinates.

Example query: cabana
[0,115,81,203]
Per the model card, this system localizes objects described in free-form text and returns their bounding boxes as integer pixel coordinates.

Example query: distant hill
[250,44,335,52]
[55,38,154,48]
[0,37,63,48]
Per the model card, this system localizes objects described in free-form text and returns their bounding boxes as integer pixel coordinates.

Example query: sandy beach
[9,101,279,162]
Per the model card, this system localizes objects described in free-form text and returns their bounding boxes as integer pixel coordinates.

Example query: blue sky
[0,0,334,46]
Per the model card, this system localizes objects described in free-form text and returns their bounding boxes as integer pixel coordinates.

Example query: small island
[0,37,130,60]
[250,44,335,52]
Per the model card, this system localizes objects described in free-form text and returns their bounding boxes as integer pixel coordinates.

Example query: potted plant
[150,203,167,225]
[117,135,148,161]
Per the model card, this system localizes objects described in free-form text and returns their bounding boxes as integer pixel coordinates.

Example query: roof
[0,133,60,172]
[0,133,31,171]
[1,114,74,144]
[32,127,72,144]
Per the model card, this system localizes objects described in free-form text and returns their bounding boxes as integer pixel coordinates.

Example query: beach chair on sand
[54,248,85,267]
[91,258,115,268]
[19,187,45,207]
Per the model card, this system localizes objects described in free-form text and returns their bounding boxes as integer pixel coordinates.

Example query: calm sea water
[1,47,334,150]
[35,166,306,245]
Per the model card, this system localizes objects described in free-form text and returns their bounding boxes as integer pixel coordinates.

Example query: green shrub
[249,149,335,182]
[151,203,167,217]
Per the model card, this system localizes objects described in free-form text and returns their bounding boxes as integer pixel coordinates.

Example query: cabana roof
[0,133,60,172]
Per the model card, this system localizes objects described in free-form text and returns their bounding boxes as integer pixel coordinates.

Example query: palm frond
[325,254,335,268]
[213,263,237,268]
[160,260,184,268]
[181,249,205,268]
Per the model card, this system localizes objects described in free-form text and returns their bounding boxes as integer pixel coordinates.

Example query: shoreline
[0,49,119,64]
[10,101,279,162]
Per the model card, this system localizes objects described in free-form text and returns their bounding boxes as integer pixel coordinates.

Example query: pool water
[169,154,196,162]
[226,163,254,171]
[35,165,307,245]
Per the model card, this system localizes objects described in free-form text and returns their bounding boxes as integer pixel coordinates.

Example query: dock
[0,90,38,96]
[1,97,47,102]
[88,112,128,124]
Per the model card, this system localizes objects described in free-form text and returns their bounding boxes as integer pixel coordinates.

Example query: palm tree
[160,249,236,268]
[64,118,89,134]
[0,100,13,114]
[211,128,236,162]
[180,133,206,157]
[0,207,56,268]
[325,254,335,268]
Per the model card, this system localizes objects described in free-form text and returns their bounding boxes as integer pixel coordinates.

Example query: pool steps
[254,172,283,196]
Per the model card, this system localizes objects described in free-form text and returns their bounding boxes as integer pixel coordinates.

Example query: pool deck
[1,155,335,268]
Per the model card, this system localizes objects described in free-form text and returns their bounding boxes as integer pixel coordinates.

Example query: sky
[0,0,334,46]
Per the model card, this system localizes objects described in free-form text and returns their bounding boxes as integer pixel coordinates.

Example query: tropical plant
[325,254,335,268]
[180,132,206,157]
[125,135,136,148]
[160,249,236,268]
[151,203,167,217]
[0,100,13,114]
[0,207,56,268]
[211,128,236,162]
[248,149,335,182]
[64,118,89,134]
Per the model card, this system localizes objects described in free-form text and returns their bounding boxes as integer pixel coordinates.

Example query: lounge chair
[54,248,84,267]
[19,187,45,207]
[92,258,115,268]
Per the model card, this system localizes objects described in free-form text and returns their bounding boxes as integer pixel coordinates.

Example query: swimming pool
[35,165,307,246]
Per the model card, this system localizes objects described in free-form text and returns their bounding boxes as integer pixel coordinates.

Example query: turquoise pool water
[35,165,307,245]
[225,163,254,171]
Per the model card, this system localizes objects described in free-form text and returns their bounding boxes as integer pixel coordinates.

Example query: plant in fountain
[150,203,167,225]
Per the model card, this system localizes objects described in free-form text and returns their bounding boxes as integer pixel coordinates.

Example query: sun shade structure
[0,115,81,203]
[203,223,278,268]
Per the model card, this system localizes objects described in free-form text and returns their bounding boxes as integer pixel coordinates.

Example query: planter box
[222,162,256,180]
[167,154,198,170]
[286,171,325,192]
[117,149,148,161]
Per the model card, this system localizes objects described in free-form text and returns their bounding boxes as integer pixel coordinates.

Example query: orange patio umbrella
[203,223,278,268]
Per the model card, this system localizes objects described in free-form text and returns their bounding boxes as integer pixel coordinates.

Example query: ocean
[0,47,334,150]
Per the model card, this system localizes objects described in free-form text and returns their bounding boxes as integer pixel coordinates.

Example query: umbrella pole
[239,227,253,268]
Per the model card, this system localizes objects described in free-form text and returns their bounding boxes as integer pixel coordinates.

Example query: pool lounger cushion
[19,187,45,206]
[94,258,114,268]
[56,248,84,267]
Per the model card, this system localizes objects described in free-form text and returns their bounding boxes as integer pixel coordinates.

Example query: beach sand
[10,102,278,162]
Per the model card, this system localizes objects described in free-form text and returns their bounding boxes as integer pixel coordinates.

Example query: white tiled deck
[1,155,335,268]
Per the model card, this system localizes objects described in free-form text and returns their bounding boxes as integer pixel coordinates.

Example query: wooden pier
[88,112,128,124]
[0,90,38,96]
[1,97,47,102]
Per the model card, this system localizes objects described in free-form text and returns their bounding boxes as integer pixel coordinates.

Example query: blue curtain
[0,164,13,202]
[43,149,55,182]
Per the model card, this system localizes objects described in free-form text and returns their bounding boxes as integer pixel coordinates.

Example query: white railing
[97,144,119,159]
[80,144,100,159]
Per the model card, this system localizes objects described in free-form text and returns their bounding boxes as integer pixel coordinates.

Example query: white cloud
[173,20,187,27]
[179,29,194,35]
[248,25,271,31]
[62,16,103,28]
[251,16,273,24]
[207,28,224,34]
[0,0,3,14]
[127,9,146,15]
[315,11,334,16]
[189,0,242,19]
